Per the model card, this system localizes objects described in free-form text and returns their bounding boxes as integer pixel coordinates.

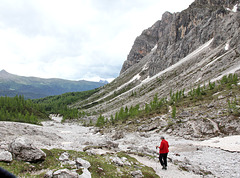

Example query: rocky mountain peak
[99,80,109,84]
[0,69,14,79]
[0,69,9,75]
[120,20,160,74]
[191,0,239,7]
[120,0,239,75]
[161,11,173,23]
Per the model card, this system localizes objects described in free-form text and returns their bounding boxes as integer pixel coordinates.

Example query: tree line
[0,95,48,124]
[0,88,99,124]
[33,88,99,121]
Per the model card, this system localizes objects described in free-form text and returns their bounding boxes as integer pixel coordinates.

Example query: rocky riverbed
[0,116,240,177]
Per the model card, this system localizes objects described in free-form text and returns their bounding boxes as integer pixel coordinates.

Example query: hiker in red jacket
[156,136,169,170]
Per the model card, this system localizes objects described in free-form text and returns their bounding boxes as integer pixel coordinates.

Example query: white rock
[53,169,79,178]
[44,170,53,178]
[111,156,124,166]
[76,158,91,169]
[59,152,69,161]
[121,157,131,166]
[0,151,13,162]
[121,157,128,162]
[79,168,92,178]
[86,149,96,156]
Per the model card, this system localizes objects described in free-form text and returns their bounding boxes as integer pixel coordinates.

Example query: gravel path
[130,154,201,178]
[1,117,240,177]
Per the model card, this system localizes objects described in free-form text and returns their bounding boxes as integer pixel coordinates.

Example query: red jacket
[159,139,169,154]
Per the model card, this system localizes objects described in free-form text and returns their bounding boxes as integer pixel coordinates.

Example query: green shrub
[228,98,240,116]
[96,114,105,127]
[209,81,215,90]
[172,105,176,119]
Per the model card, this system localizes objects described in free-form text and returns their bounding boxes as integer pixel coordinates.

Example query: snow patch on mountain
[232,4,238,12]
[116,73,141,91]
[151,44,158,52]
[142,63,149,71]
[226,4,238,12]
[206,49,233,67]
[225,43,230,50]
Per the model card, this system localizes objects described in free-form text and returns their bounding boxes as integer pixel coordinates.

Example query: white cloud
[0,0,194,81]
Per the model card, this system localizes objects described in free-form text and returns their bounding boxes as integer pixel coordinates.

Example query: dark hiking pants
[159,153,168,167]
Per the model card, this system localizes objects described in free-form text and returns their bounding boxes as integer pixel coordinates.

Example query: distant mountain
[0,70,106,99]
[99,80,109,84]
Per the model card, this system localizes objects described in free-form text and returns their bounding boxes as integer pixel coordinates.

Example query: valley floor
[0,117,240,177]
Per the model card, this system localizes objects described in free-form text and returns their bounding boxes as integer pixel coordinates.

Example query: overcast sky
[0,0,194,82]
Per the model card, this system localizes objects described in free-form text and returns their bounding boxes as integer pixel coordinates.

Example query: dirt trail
[131,154,201,178]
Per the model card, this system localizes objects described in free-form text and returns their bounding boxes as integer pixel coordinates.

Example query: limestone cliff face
[120,21,160,74]
[120,0,240,75]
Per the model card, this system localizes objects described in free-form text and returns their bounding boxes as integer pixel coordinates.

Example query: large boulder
[0,151,12,162]
[8,137,46,162]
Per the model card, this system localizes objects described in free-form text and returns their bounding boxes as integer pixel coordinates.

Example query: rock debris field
[0,116,240,178]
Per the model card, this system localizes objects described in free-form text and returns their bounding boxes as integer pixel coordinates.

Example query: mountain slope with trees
[0,95,48,124]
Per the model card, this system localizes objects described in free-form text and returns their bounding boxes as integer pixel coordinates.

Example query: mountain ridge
[0,69,105,99]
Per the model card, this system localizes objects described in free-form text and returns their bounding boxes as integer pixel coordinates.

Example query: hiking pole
[156,147,158,170]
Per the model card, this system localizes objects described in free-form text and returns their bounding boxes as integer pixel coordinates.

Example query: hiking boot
[162,166,167,170]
